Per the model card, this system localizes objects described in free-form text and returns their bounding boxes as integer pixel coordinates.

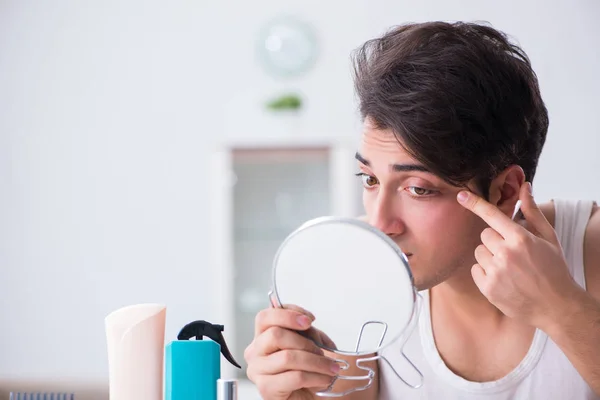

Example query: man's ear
[488,165,526,216]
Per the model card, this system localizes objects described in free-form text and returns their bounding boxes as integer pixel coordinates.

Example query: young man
[243,21,600,399]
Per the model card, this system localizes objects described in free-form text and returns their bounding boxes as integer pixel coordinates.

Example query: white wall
[0,0,368,382]
[0,0,598,384]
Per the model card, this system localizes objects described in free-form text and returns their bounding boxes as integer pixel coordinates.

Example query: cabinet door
[212,143,362,380]
[232,147,333,378]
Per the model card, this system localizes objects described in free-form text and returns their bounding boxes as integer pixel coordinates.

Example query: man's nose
[369,192,405,237]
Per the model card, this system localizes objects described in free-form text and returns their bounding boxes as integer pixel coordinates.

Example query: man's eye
[407,186,435,196]
[356,173,378,188]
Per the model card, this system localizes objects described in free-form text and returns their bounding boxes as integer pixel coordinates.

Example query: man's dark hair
[352,21,549,199]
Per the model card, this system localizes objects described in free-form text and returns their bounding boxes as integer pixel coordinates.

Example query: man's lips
[390,239,412,257]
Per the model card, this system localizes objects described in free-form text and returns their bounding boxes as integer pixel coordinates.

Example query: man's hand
[244,304,341,400]
[456,182,582,331]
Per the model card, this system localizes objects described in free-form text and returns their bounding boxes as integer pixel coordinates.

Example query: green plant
[266,94,302,110]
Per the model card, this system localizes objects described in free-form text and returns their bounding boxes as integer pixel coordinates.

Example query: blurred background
[0,0,599,398]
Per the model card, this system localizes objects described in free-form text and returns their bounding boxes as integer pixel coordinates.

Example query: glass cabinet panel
[231,147,332,378]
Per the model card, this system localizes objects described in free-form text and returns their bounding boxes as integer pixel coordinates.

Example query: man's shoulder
[583,201,600,302]
[539,199,600,302]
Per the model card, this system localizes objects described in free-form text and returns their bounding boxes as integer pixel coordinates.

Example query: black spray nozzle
[177,320,241,369]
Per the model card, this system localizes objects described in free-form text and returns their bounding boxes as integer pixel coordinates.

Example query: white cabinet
[210,137,363,382]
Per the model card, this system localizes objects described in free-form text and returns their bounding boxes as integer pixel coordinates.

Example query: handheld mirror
[270,216,423,397]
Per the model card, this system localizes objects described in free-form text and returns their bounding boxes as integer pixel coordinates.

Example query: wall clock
[257,16,319,79]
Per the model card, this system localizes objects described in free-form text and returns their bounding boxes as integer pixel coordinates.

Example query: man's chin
[403,255,453,290]
[413,280,433,292]
[412,273,447,292]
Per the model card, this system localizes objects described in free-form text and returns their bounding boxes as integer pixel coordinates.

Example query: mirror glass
[271,217,417,356]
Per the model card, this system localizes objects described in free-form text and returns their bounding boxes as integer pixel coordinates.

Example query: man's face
[357,120,487,290]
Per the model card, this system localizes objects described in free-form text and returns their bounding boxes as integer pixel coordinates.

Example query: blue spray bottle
[165,320,241,400]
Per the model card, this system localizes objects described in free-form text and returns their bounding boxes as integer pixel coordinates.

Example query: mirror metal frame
[269,216,424,397]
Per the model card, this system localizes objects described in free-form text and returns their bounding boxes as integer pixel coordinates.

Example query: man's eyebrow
[392,164,432,173]
[355,152,370,166]
[355,152,432,173]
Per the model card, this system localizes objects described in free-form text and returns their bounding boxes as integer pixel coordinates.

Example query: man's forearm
[545,288,600,395]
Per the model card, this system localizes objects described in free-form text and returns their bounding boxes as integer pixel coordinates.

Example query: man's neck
[430,266,505,326]
[427,265,538,383]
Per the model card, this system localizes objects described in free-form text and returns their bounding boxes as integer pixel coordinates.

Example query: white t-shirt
[378,199,599,400]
